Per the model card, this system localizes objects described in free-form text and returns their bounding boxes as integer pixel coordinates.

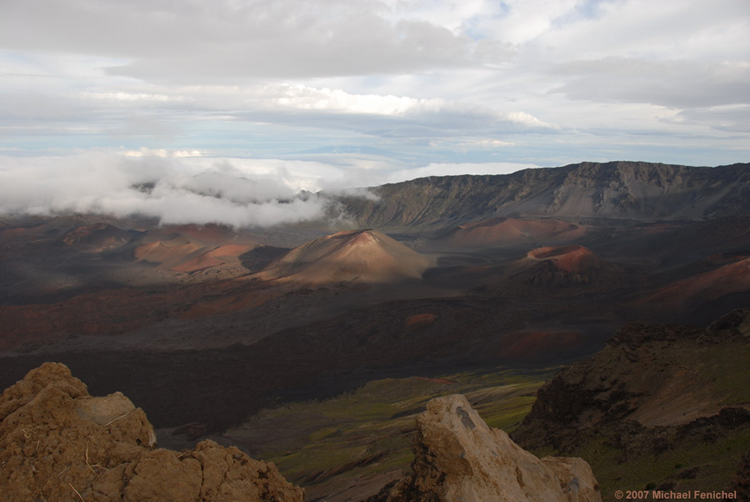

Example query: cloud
[326,187,381,201]
[455,139,515,148]
[0,152,334,227]
[549,57,750,109]
[385,161,538,183]
[80,92,194,103]
[270,84,445,116]
[0,74,556,146]
[0,150,546,226]
[0,0,748,167]
[531,0,750,61]
[123,148,204,158]
[669,105,750,133]
[0,0,512,82]
[240,84,557,137]
[479,0,582,45]
[156,82,556,136]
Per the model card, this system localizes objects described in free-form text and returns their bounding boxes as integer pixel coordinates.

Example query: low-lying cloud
[0,151,538,227]
[0,152,333,227]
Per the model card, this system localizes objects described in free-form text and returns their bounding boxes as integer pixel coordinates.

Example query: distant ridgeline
[335,161,750,229]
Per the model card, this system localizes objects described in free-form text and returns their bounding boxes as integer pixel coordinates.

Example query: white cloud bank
[0,151,537,227]
[0,152,331,227]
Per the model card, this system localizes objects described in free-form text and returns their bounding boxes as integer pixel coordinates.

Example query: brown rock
[0,362,304,502]
[370,394,601,502]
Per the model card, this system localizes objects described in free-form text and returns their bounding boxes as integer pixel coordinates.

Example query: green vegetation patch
[565,425,750,502]
[225,367,548,497]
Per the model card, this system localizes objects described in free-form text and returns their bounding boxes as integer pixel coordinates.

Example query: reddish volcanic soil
[62,223,131,249]
[441,217,584,249]
[0,281,240,351]
[526,245,609,273]
[172,244,254,273]
[638,257,750,313]
[0,227,30,239]
[134,237,205,265]
[180,287,287,319]
[158,224,258,244]
[405,313,438,330]
[124,223,264,274]
[133,235,258,274]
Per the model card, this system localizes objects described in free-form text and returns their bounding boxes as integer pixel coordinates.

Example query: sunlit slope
[434,217,585,249]
[260,229,434,284]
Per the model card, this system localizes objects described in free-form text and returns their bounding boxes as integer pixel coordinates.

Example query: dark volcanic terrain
[1,160,749,500]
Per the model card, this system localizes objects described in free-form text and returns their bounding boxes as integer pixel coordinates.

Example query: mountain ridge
[336,161,750,229]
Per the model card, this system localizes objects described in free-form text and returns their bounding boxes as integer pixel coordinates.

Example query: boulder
[0,362,304,502]
[370,394,601,502]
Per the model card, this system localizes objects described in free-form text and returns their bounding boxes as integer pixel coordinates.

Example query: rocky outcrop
[369,394,601,502]
[511,310,750,495]
[0,362,304,502]
[513,311,750,452]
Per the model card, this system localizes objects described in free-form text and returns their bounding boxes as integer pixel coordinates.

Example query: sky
[0,0,749,226]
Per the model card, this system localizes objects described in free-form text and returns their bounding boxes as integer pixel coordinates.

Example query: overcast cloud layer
[0,0,748,226]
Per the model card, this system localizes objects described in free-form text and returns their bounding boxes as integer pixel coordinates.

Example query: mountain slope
[512,309,750,498]
[636,257,750,318]
[337,161,750,229]
[433,217,585,249]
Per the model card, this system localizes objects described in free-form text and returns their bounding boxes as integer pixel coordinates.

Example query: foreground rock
[369,394,601,502]
[0,362,304,502]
